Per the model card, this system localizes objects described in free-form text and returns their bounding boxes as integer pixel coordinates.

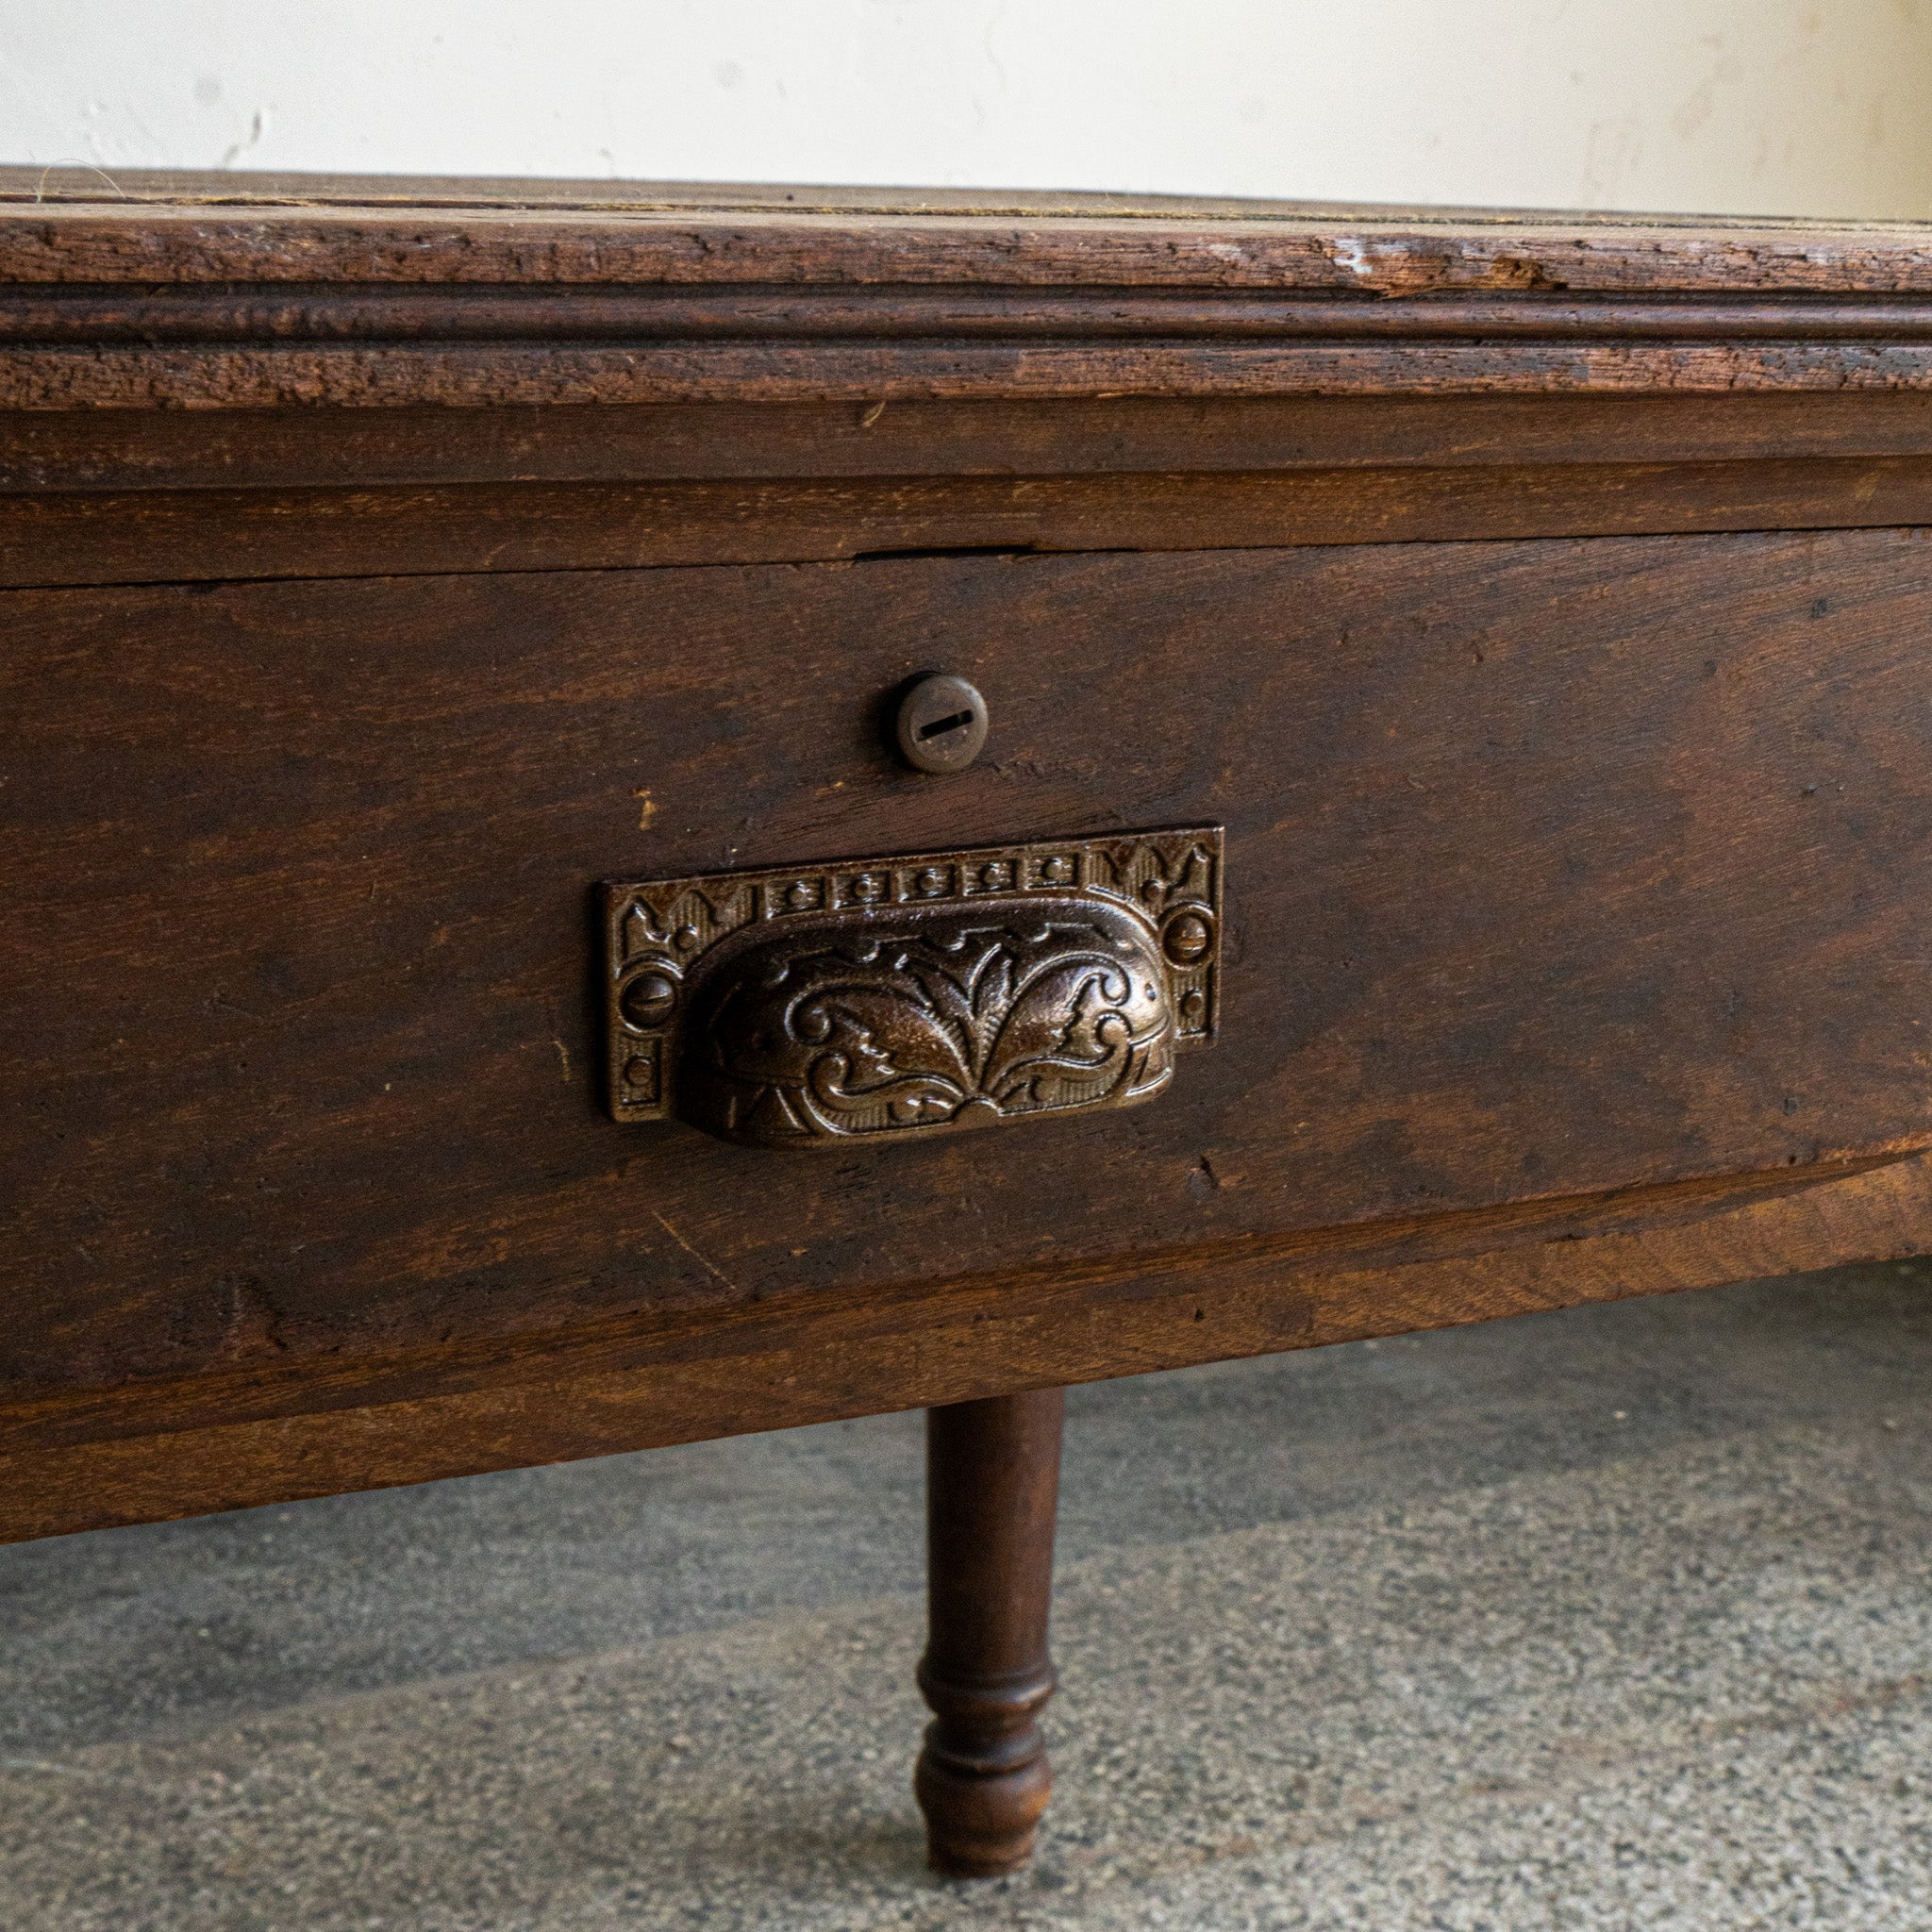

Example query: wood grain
[6,184,1932,408]
[1,1146,1924,1545]
[8,459,1932,588]
[17,333,1932,411]
[10,181,1932,1550]
[8,532,1932,1480]
[8,167,1913,223]
[13,395,1932,495]
[917,1389,1064,1876]
[0,1155,1887,1464]
[5,191,1932,296]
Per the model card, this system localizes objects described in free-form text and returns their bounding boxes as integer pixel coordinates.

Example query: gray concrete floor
[5,1259,1932,1928]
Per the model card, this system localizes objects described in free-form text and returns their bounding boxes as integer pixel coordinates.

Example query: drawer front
[7,528,1932,1393]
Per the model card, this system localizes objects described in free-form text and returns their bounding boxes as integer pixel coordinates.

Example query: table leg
[913,1385,1066,1877]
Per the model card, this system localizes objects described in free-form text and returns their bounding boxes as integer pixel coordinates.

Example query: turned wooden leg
[914,1385,1066,1878]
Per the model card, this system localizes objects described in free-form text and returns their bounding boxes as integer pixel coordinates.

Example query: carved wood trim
[5,177,1932,408]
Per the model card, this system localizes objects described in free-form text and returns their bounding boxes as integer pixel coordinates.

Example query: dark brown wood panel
[15,395,1932,496]
[9,458,1932,588]
[2,1146,1926,1545]
[8,530,1932,1453]
[0,1155,1886,1466]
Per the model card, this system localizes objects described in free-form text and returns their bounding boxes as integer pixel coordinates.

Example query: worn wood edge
[10,1153,1868,1453]
[6,198,1932,294]
[13,395,1932,497]
[21,291,1932,352]
[8,458,1932,588]
[0,1153,1915,1542]
[7,167,1907,226]
[16,341,1932,411]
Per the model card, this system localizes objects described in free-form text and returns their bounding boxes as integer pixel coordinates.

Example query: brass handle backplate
[604,827,1222,1149]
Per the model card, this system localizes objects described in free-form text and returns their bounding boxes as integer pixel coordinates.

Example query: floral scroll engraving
[604,827,1221,1148]
[682,907,1173,1146]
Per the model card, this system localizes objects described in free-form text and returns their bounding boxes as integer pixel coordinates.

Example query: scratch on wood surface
[552,1037,572,1083]
[633,787,657,829]
[652,1209,738,1292]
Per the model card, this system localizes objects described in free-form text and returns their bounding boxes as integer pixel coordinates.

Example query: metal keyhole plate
[896,675,989,774]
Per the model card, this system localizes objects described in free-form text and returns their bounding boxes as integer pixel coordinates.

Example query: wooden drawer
[14,178,1932,1542]
[8,525,1932,1432]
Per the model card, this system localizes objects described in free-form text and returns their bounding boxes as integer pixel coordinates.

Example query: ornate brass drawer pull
[605,828,1222,1148]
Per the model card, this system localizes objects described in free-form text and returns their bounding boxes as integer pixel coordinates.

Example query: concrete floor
[5,1259,1932,1929]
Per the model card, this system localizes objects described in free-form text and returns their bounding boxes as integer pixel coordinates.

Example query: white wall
[5,1,1932,219]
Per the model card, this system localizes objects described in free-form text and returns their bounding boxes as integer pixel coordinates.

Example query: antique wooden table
[8,172,1932,1874]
